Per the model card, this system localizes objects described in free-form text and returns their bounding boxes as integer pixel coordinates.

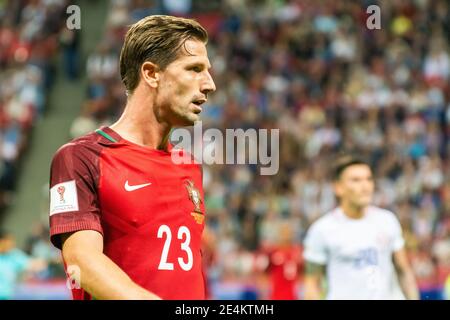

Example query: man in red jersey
[258,222,303,300]
[48,15,216,300]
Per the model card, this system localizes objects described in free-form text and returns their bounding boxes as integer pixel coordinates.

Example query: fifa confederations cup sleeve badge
[57,185,66,203]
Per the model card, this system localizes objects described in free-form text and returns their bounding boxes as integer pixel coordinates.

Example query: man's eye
[190,66,202,72]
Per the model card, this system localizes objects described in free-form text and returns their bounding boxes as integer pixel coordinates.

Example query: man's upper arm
[49,143,103,250]
[303,221,328,265]
[61,230,104,261]
[390,212,405,252]
[392,247,409,273]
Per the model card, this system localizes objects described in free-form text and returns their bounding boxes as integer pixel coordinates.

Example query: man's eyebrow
[185,61,212,69]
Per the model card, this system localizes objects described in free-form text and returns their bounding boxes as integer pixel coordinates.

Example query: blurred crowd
[0,0,74,298]
[1,0,450,299]
[0,0,76,213]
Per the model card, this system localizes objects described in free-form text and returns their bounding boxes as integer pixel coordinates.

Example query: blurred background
[0,0,449,300]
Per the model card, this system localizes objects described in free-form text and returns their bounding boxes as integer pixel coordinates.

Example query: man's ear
[141,61,160,88]
[333,181,343,198]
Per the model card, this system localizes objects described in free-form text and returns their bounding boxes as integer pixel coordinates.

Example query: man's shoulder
[52,131,105,162]
[367,205,399,223]
[308,208,341,232]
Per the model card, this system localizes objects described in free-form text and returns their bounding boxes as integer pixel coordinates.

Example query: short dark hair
[119,15,208,95]
[332,154,371,181]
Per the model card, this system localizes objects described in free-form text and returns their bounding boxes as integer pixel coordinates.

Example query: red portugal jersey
[267,245,302,300]
[49,127,206,300]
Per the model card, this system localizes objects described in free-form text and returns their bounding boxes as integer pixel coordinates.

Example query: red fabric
[49,127,206,299]
[267,245,303,300]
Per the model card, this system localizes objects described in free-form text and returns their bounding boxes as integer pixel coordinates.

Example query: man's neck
[340,202,366,220]
[110,95,172,150]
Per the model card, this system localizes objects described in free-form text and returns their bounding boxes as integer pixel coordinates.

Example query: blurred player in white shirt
[303,155,419,300]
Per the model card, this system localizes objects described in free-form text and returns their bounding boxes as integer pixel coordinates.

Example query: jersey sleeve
[389,213,405,252]
[49,143,103,249]
[303,221,328,265]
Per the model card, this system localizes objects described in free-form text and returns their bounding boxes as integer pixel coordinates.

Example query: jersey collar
[96,126,174,153]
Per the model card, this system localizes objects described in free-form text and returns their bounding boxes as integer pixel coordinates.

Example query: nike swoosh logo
[124,181,152,192]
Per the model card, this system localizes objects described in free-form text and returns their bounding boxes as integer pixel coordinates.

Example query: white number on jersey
[157,225,193,271]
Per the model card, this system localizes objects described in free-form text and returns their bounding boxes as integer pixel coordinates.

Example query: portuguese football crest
[184,180,204,224]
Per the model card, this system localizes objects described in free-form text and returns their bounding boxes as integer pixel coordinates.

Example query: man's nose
[201,71,216,95]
